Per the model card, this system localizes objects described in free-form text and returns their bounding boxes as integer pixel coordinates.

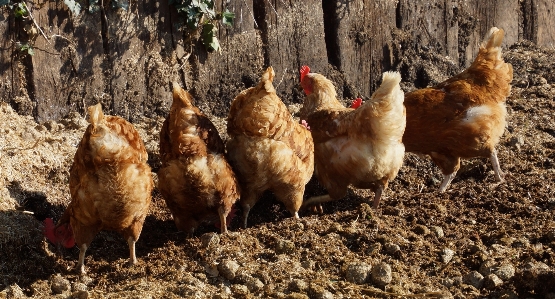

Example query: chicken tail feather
[88,103,105,127]
[172,82,194,108]
[260,66,276,93]
[483,27,504,49]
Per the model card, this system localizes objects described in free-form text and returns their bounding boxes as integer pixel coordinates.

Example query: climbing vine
[169,0,235,52]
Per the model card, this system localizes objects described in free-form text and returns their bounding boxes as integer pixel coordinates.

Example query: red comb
[300,65,310,82]
[350,98,363,109]
[43,218,75,248]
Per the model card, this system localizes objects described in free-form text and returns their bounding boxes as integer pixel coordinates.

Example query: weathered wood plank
[30,1,72,122]
[188,0,264,117]
[259,0,328,104]
[535,0,555,47]
[397,1,457,61]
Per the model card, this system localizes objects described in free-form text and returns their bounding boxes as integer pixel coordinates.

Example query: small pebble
[231,284,249,296]
[440,248,455,264]
[309,284,333,299]
[430,226,444,238]
[371,262,392,287]
[72,282,88,292]
[51,273,71,294]
[463,271,484,289]
[289,279,308,292]
[413,224,430,235]
[384,243,401,255]
[218,260,240,280]
[345,262,371,284]
[275,239,295,254]
[495,263,515,280]
[200,232,220,248]
[484,274,503,289]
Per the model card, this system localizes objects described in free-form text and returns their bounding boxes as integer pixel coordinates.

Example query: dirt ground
[1,40,555,298]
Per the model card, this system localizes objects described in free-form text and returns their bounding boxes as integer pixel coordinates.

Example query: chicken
[299,67,406,209]
[227,66,314,227]
[158,83,240,234]
[402,27,513,192]
[44,103,153,274]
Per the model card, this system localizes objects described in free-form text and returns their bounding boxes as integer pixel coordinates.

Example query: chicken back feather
[56,103,153,274]
[158,83,240,234]
[403,27,513,192]
[227,66,314,227]
[299,67,406,209]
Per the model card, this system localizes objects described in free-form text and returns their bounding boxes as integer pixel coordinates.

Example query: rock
[440,248,455,264]
[484,274,503,289]
[237,274,264,293]
[513,237,530,248]
[452,276,463,286]
[71,291,89,299]
[441,277,454,287]
[371,262,392,287]
[72,282,88,292]
[200,232,220,248]
[231,284,249,297]
[285,293,309,299]
[430,226,444,238]
[50,274,70,294]
[308,284,333,299]
[218,260,240,280]
[384,243,400,255]
[495,263,515,280]
[5,284,26,298]
[289,279,308,292]
[275,239,295,254]
[413,224,429,235]
[463,271,484,289]
[479,259,497,276]
[344,262,372,284]
[80,275,94,286]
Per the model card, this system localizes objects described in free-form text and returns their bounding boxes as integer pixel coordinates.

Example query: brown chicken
[227,66,314,227]
[402,27,513,192]
[299,67,406,209]
[158,83,240,234]
[49,103,153,274]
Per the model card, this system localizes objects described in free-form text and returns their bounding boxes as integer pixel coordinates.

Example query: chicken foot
[76,244,88,274]
[127,236,137,266]
[439,172,457,193]
[490,149,505,182]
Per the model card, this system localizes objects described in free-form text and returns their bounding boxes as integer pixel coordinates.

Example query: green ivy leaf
[112,0,129,10]
[88,0,100,13]
[13,3,27,18]
[221,9,234,27]
[201,23,220,52]
[0,0,10,7]
[64,0,81,16]
[186,8,201,30]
